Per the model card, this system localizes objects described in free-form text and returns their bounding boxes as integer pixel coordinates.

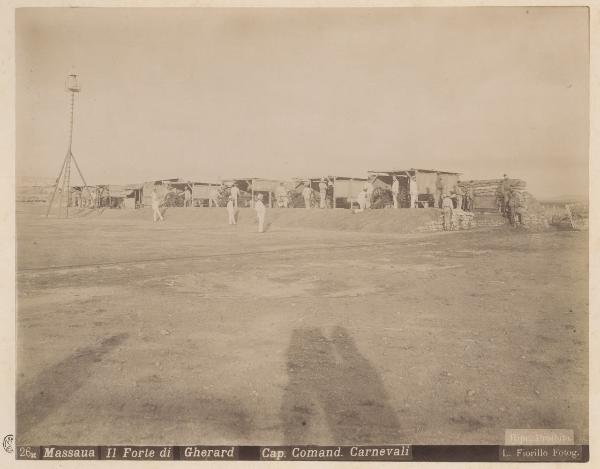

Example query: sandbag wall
[417,210,476,232]
[458,178,526,211]
[458,179,548,229]
[520,193,550,229]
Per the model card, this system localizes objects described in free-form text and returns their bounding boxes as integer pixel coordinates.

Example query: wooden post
[269,190,272,208]
[251,180,255,208]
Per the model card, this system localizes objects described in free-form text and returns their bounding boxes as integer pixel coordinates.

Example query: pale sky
[16,7,589,198]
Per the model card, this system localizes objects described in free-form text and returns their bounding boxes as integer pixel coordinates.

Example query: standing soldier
[503,188,512,219]
[184,186,192,208]
[356,188,368,212]
[453,181,464,211]
[302,183,312,209]
[318,178,327,209]
[327,178,334,208]
[226,195,236,225]
[391,176,400,209]
[255,193,266,233]
[508,188,525,227]
[409,175,419,209]
[442,193,454,231]
[466,184,474,211]
[435,173,444,208]
[230,183,240,208]
[151,186,164,222]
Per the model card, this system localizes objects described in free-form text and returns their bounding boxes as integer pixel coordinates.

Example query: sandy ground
[16,205,588,445]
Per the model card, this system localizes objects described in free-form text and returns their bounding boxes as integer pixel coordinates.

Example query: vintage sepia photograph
[14,4,589,459]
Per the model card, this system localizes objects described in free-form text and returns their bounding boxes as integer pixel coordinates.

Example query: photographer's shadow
[280,326,402,444]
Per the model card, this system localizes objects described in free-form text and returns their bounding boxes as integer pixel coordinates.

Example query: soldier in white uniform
[442,193,453,231]
[230,183,240,208]
[255,193,266,233]
[318,178,327,209]
[435,173,444,208]
[151,186,164,222]
[453,181,464,211]
[409,175,419,208]
[226,195,236,225]
[184,186,192,207]
[356,188,368,212]
[391,176,400,209]
[302,183,312,209]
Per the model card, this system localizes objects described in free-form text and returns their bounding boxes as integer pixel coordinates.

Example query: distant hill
[16,176,55,187]
[537,194,588,205]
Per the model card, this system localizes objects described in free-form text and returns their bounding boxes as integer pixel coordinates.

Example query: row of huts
[60,169,464,210]
[24,168,521,211]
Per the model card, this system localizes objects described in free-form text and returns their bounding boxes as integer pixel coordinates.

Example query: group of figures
[70,187,98,208]
[151,182,267,232]
[154,183,242,209]
[299,178,334,209]
[145,174,527,232]
[209,179,335,210]
[160,175,481,213]
[435,175,476,231]
[352,174,418,212]
[226,193,267,232]
[68,186,127,209]
[433,174,475,212]
[440,193,464,231]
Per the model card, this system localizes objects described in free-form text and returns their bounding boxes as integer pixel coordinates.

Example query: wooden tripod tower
[46,74,88,218]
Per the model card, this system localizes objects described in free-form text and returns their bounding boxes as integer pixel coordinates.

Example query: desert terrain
[16,205,588,446]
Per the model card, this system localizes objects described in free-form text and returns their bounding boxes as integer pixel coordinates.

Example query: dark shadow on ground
[280,326,402,444]
[17,333,129,441]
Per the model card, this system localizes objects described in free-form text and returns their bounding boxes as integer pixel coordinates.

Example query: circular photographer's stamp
[3,434,14,453]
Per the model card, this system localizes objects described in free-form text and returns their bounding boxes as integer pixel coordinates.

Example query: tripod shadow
[17,333,129,441]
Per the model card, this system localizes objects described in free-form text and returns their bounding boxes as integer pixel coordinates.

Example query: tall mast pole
[47,74,84,218]
[65,90,75,217]
[68,90,75,152]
